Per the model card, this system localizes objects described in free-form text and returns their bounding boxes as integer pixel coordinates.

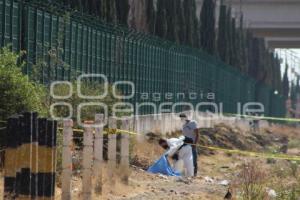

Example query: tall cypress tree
[146,0,156,34]
[116,0,129,25]
[101,0,117,23]
[183,0,198,47]
[101,0,109,22]
[59,0,101,16]
[275,55,282,94]
[246,30,254,76]
[257,38,268,83]
[290,82,297,115]
[155,0,168,38]
[165,0,179,42]
[217,3,227,61]
[109,0,117,23]
[194,18,201,48]
[230,17,237,67]
[192,0,200,48]
[200,0,216,55]
[176,0,186,44]
[70,0,82,11]
[226,8,233,65]
[235,24,242,70]
[296,77,300,100]
[239,15,247,73]
[266,51,274,87]
[282,63,289,99]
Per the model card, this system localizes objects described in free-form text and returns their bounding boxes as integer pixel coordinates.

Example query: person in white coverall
[158,136,194,177]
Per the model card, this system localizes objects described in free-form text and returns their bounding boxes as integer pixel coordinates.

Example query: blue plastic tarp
[147,155,181,176]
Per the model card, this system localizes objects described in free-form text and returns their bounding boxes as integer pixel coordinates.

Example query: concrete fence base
[130,111,269,136]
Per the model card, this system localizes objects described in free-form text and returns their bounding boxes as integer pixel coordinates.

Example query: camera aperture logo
[50,74,135,127]
[50,74,265,127]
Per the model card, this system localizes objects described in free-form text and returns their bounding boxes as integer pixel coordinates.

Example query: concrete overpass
[197,0,300,49]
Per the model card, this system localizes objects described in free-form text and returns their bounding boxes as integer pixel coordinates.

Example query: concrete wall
[129,111,269,137]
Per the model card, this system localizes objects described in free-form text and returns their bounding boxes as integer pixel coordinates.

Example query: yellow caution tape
[114,129,138,135]
[58,127,137,135]
[57,125,300,161]
[1,112,299,124]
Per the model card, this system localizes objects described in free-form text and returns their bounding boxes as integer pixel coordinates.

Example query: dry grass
[265,124,300,140]
[236,161,268,200]
[130,138,164,169]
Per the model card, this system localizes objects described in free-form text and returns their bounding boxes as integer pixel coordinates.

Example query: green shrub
[0,47,47,121]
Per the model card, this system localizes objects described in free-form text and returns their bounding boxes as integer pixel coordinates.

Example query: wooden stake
[107,117,117,187]
[93,114,104,195]
[82,122,93,200]
[61,119,73,200]
[120,119,130,184]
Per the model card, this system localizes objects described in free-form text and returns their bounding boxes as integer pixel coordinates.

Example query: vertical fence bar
[93,114,104,194]
[82,122,93,200]
[3,0,11,46]
[120,119,130,184]
[0,0,286,116]
[107,117,117,187]
[0,0,4,47]
[61,119,73,200]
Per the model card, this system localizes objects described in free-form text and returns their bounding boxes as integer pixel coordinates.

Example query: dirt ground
[1,123,300,199]
[50,152,299,200]
[56,123,300,199]
[48,152,245,200]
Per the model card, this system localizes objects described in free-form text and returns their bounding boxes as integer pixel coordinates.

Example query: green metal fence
[0,0,286,116]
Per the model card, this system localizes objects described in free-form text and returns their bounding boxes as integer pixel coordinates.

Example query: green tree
[225,7,233,65]
[230,17,237,67]
[257,38,268,83]
[176,0,186,44]
[101,0,117,23]
[247,31,256,78]
[296,77,300,99]
[282,64,289,99]
[290,82,296,114]
[116,0,130,25]
[146,0,156,34]
[0,47,47,121]
[200,0,216,54]
[193,17,201,48]
[217,3,227,62]
[183,0,198,47]
[273,55,282,94]
[165,0,179,42]
[155,0,168,38]
[266,51,274,87]
[238,15,248,73]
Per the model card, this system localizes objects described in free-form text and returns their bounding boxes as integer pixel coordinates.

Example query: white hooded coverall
[164,136,194,177]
